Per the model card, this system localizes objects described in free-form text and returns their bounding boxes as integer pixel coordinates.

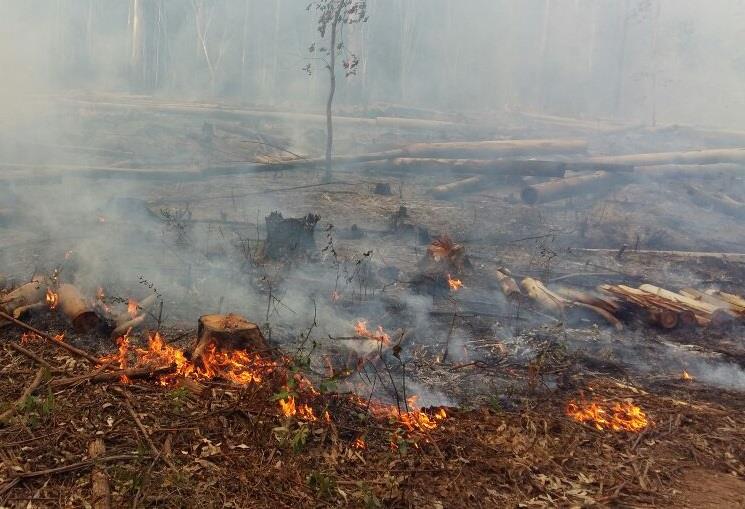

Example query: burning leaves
[566,399,650,432]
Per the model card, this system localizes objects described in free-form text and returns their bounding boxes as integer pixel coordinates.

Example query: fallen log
[636,163,745,178]
[88,440,111,509]
[0,277,48,326]
[638,284,735,326]
[600,284,694,329]
[193,314,269,364]
[402,139,587,159]
[521,172,629,205]
[552,286,621,315]
[495,268,522,300]
[587,147,745,167]
[431,176,484,198]
[50,365,176,388]
[386,158,568,177]
[110,315,145,339]
[679,288,745,316]
[57,284,101,333]
[684,184,745,219]
[704,289,745,313]
[522,277,622,329]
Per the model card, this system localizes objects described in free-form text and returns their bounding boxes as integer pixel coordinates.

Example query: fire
[53,333,65,343]
[354,320,391,344]
[566,399,649,432]
[127,298,139,319]
[681,371,694,381]
[20,332,41,344]
[352,437,366,450]
[353,395,447,433]
[447,274,463,291]
[46,289,59,310]
[278,395,316,421]
[101,333,132,384]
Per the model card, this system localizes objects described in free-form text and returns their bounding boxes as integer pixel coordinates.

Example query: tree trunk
[326,13,339,175]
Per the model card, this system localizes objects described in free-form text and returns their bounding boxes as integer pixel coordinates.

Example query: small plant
[167,386,190,411]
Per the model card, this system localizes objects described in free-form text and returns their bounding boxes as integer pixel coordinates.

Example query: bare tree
[304,1,368,176]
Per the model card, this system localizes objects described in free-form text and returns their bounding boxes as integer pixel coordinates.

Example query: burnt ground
[1,96,745,507]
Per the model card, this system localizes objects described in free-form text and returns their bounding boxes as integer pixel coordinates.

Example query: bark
[325,8,339,174]
[552,286,621,314]
[600,284,697,329]
[0,277,48,326]
[521,171,628,205]
[679,288,745,317]
[638,284,736,326]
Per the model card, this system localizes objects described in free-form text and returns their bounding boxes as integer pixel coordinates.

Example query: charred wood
[192,314,269,365]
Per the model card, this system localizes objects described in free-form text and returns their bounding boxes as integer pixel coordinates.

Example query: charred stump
[264,212,320,260]
[192,314,269,364]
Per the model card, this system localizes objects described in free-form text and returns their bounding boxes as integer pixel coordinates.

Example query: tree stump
[58,284,101,333]
[192,314,269,363]
[264,211,320,260]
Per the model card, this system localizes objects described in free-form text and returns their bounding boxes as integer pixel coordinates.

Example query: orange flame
[447,274,463,291]
[278,395,316,421]
[681,371,693,381]
[101,333,132,384]
[46,289,59,310]
[352,437,366,450]
[20,332,41,344]
[566,399,649,432]
[53,333,65,343]
[127,298,139,319]
[353,394,447,433]
[354,320,391,345]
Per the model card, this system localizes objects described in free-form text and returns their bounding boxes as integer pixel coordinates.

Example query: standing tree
[304,1,368,176]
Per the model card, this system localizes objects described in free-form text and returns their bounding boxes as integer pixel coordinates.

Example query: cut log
[600,284,695,329]
[386,158,568,177]
[192,314,269,364]
[587,147,745,167]
[431,176,484,198]
[522,277,621,329]
[51,365,176,388]
[679,288,743,314]
[704,289,745,313]
[521,277,567,316]
[88,439,111,509]
[110,315,145,339]
[0,277,48,327]
[521,171,629,205]
[684,184,745,219]
[636,163,745,178]
[402,139,587,159]
[552,286,621,314]
[495,269,522,300]
[57,284,101,333]
[638,284,735,326]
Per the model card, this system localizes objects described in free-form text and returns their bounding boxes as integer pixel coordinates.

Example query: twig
[88,439,111,509]
[7,343,63,373]
[51,365,176,388]
[113,387,177,470]
[0,367,46,424]
[0,310,104,366]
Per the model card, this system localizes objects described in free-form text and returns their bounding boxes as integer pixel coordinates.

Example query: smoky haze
[1,1,745,127]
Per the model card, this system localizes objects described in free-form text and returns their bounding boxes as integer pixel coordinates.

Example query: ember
[566,399,649,432]
[352,437,366,450]
[681,371,694,382]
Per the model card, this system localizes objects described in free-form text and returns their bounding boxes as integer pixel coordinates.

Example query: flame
[681,371,694,381]
[278,395,316,421]
[127,298,139,319]
[101,333,132,384]
[46,289,59,310]
[354,320,391,345]
[352,437,366,450]
[53,333,65,343]
[447,274,463,291]
[353,394,447,433]
[566,399,649,432]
